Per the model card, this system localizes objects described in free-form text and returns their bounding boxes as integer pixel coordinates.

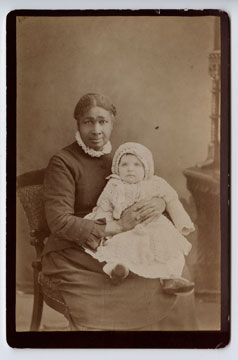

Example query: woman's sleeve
[154,177,195,235]
[44,154,106,250]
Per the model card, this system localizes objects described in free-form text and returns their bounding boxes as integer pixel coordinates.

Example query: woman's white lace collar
[75,131,112,158]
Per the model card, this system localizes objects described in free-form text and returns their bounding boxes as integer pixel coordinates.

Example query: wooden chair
[17,169,69,331]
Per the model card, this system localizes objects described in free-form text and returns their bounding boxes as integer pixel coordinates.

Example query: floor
[15,291,221,331]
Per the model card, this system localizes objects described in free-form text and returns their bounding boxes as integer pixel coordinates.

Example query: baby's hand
[181,225,195,236]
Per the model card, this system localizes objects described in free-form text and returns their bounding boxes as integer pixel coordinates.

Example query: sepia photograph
[6,9,230,348]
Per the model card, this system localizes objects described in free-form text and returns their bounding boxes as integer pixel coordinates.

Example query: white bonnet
[112,142,154,180]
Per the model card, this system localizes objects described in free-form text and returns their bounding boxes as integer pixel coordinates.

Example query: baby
[85,142,195,295]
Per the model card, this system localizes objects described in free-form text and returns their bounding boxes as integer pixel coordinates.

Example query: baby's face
[118,154,145,184]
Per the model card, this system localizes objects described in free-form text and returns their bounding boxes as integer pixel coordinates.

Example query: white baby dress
[85,175,195,279]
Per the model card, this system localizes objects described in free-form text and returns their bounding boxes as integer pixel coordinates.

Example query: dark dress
[42,142,198,330]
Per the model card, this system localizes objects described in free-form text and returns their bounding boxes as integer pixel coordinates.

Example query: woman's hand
[105,197,166,235]
[117,197,166,231]
[104,209,139,235]
[132,197,166,225]
[117,205,140,232]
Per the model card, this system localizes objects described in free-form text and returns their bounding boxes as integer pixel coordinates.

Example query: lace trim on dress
[75,130,112,158]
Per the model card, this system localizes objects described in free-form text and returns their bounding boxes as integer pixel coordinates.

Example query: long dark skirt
[42,247,199,330]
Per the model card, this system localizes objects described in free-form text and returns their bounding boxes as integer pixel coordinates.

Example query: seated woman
[42,93,198,331]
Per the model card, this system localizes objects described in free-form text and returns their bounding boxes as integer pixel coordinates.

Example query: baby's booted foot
[160,278,195,295]
[110,264,129,285]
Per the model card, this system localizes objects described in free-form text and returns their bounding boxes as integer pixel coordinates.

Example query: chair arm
[30,230,46,258]
[32,259,42,271]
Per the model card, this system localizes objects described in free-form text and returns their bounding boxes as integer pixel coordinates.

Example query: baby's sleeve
[91,180,115,219]
[154,176,195,235]
[90,178,121,219]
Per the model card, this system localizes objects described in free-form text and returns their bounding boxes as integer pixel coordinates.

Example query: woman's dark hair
[74,93,117,121]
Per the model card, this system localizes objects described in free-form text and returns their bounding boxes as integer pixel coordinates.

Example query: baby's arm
[88,179,125,236]
[153,176,195,235]
[166,200,195,235]
[85,179,116,223]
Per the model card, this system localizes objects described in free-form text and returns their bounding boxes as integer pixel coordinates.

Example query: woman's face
[78,106,114,150]
[118,154,145,184]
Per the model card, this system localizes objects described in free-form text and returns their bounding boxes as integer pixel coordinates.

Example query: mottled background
[16,15,216,291]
